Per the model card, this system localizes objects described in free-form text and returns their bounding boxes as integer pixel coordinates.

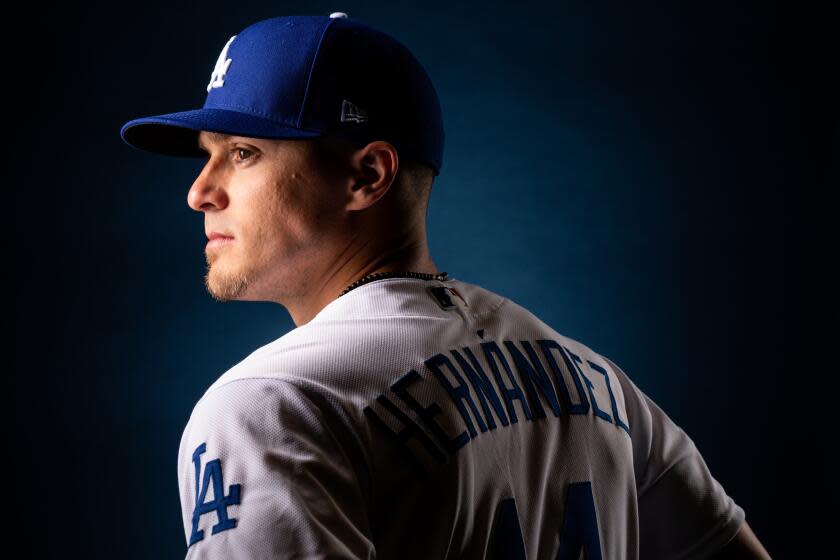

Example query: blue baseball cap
[119,12,444,175]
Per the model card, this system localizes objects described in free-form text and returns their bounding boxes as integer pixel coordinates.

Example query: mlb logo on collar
[427,285,469,310]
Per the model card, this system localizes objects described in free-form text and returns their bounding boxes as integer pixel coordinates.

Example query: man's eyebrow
[197,131,232,151]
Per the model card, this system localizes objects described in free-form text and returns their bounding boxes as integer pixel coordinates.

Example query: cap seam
[296,17,338,129]
[204,101,302,125]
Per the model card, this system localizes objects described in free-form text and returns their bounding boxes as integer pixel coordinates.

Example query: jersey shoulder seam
[195,374,307,408]
[469,292,509,319]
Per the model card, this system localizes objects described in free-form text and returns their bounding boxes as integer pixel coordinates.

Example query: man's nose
[187,160,228,212]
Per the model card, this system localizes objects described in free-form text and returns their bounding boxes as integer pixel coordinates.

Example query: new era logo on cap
[341,99,368,123]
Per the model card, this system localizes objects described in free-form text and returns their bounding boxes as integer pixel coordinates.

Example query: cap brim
[119,107,324,157]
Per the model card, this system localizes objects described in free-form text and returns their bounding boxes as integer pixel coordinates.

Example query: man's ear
[345,140,399,211]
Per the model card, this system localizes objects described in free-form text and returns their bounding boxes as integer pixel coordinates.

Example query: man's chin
[204,266,251,302]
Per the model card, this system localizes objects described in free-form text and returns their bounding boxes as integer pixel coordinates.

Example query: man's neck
[287,240,439,327]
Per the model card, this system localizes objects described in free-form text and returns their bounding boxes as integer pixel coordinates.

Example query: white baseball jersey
[178,276,745,559]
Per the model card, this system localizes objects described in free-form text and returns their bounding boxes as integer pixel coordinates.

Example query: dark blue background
[10,0,835,558]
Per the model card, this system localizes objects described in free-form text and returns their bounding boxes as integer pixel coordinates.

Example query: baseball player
[119,12,771,560]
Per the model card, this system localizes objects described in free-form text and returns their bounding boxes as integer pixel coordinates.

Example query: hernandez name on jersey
[177,276,745,559]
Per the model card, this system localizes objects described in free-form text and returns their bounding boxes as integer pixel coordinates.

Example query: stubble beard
[204,253,251,302]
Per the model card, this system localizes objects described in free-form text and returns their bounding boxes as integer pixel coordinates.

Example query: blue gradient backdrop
[13,1,836,558]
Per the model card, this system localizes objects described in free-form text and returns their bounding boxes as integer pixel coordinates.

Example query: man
[120,12,771,559]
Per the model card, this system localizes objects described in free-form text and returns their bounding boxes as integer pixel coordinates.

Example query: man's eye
[232,147,256,162]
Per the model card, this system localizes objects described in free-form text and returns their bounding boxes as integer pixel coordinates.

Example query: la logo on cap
[207,35,236,92]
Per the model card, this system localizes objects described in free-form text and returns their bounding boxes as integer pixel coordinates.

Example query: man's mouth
[206,233,234,250]
[207,231,234,241]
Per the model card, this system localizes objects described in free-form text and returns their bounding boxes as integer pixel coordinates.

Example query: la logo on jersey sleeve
[188,442,242,547]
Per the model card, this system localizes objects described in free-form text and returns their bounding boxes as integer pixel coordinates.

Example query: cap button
[329,12,348,18]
